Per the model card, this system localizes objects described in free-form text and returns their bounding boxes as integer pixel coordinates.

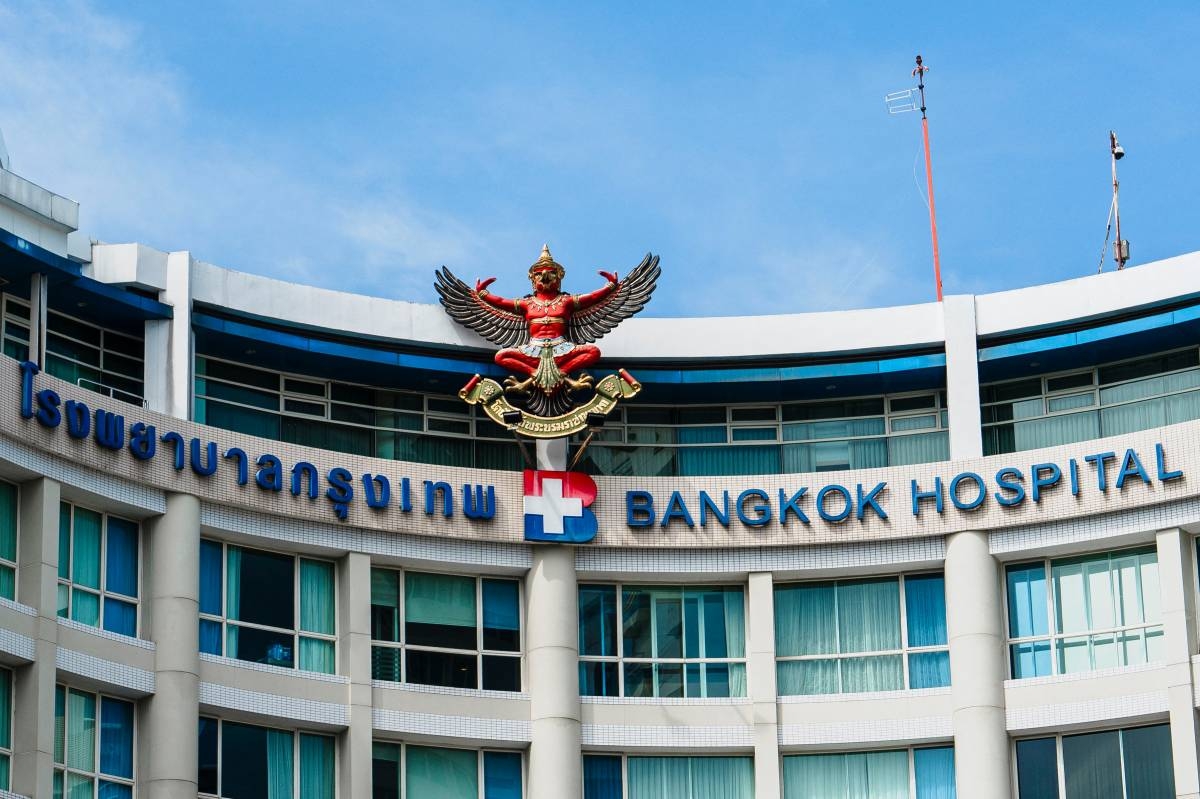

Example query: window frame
[57,502,141,638]
[578,582,749,699]
[773,571,950,695]
[0,479,19,602]
[53,683,136,796]
[582,753,758,799]
[1003,546,1162,680]
[0,666,12,791]
[370,567,524,692]
[198,716,337,799]
[1010,723,1172,799]
[371,740,525,799]
[199,539,338,674]
[776,745,956,799]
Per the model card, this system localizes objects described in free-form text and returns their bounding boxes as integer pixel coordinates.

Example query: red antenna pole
[913,55,943,301]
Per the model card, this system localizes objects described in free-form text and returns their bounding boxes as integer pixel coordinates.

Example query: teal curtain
[904,575,947,647]
[784,751,908,798]
[54,685,64,763]
[1063,730,1121,799]
[0,668,10,750]
[226,547,242,622]
[0,753,8,792]
[913,746,956,799]
[630,757,752,799]
[300,560,335,634]
[71,508,102,590]
[66,689,96,772]
[775,583,837,656]
[1013,410,1098,451]
[405,572,476,627]
[723,590,746,696]
[888,432,949,466]
[58,503,72,581]
[1121,724,1175,798]
[407,746,478,798]
[678,445,779,477]
[0,481,16,566]
[483,751,522,799]
[299,637,336,674]
[299,733,335,799]
[839,579,900,652]
[266,729,294,799]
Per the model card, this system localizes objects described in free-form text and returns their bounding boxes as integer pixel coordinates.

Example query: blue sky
[1,1,1197,317]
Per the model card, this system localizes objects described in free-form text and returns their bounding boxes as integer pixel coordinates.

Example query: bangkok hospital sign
[9,360,1196,544]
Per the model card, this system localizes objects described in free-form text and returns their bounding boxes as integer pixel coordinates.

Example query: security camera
[1110,131,1125,160]
[1112,143,1125,160]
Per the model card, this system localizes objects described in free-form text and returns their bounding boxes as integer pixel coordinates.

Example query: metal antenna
[1110,130,1130,269]
[886,55,944,301]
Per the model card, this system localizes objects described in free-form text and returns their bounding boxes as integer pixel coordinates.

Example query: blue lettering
[855,482,888,520]
[778,488,809,525]
[93,410,124,450]
[462,485,495,519]
[161,431,186,470]
[949,472,986,511]
[362,474,391,508]
[256,454,283,491]
[1156,443,1183,482]
[1030,463,1061,502]
[661,491,695,528]
[736,489,771,527]
[994,467,1025,506]
[128,423,156,460]
[35,389,61,428]
[400,477,412,512]
[911,477,944,516]
[627,491,655,527]
[1115,448,1149,489]
[1069,458,1080,496]
[223,448,248,485]
[19,361,38,418]
[1084,451,1117,491]
[424,480,452,516]
[291,462,320,499]
[817,484,852,523]
[699,491,729,527]
[326,467,353,520]
[65,400,90,438]
[190,439,218,476]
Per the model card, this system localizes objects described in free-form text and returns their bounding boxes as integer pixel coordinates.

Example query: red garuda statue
[435,245,659,419]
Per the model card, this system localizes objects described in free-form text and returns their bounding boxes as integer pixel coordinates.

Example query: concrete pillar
[747,571,780,799]
[160,251,193,420]
[944,530,1011,799]
[1155,527,1200,798]
[27,271,47,367]
[526,438,581,799]
[942,294,983,460]
[11,476,60,798]
[142,492,201,798]
[339,551,374,797]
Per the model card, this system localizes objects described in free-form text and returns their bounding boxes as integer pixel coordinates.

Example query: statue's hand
[598,270,619,284]
[475,277,497,293]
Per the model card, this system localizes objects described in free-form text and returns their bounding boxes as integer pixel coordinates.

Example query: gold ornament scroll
[459,369,642,439]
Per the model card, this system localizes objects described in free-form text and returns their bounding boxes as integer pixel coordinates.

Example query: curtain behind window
[913,747,956,799]
[299,734,334,799]
[266,729,294,799]
[406,746,477,799]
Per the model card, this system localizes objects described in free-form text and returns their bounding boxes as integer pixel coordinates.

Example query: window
[1,293,30,362]
[53,685,134,798]
[1006,548,1161,678]
[782,747,956,798]
[199,540,336,674]
[372,742,522,799]
[0,668,11,790]
[57,503,139,637]
[1015,724,1174,798]
[574,392,950,478]
[194,355,521,471]
[981,346,1200,455]
[583,755,753,799]
[371,569,521,691]
[775,574,949,695]
[198,717,334,798]
[0,480,16,601]
[29,300,145,404]
[579,584,746,698]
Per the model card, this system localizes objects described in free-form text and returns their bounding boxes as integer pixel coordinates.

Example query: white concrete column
[944,529,1011,799]
[747,571,780,799]
[942,294,983,460]
[27,271,47,367]
[157,250,193,420]
[1155,527,1200,798]
[526,438,581,799]
[339,551,374,797]
[11,476,60,798]
[142,492,201,799]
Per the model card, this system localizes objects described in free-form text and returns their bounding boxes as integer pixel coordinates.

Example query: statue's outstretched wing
[569,253,660,344]
[434,267,527,348]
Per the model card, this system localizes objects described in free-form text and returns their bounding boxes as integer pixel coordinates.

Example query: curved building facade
[0,165,1198,798]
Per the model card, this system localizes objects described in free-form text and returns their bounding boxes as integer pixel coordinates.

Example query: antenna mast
[1110,130,1129,269]
[913,56,943,301]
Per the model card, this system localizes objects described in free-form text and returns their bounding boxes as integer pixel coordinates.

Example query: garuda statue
[435,246,659,419]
